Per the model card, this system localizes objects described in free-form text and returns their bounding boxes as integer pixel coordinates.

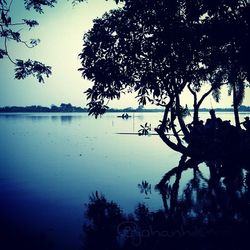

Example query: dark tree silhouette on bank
[79,0,250,156]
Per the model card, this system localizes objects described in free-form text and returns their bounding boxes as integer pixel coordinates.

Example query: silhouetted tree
[198,0,250,128]
[79,0,250,155]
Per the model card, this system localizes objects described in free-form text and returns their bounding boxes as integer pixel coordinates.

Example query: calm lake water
[0,112,249,249]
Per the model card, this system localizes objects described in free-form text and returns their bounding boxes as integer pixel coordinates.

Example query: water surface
[0,112,248,249]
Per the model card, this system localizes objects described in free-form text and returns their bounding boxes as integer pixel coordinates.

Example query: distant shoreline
[0,104,250,113]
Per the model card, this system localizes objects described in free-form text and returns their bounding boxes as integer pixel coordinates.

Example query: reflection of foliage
[82,158,250,250]
[138,180,151,196]
[138,123,151,136]
[86,191,124,226]
[83,191,125,250]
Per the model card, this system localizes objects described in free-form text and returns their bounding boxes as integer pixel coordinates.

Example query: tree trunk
[233,83,240,129]
[193,105,199,125]
[175,94,190,138]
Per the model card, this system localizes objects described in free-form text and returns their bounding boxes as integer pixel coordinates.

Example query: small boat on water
[117,113,131,119]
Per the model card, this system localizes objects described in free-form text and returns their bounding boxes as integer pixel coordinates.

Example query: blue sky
[0,0,249,109]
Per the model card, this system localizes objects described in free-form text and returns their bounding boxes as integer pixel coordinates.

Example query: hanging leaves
[14,59,52,83]
[23,19,39,29]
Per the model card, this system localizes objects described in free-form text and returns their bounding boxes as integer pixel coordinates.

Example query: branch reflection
[83,156,250,250]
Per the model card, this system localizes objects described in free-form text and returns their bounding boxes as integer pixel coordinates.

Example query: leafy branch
[0,0,56,82]
[15,59,52,83]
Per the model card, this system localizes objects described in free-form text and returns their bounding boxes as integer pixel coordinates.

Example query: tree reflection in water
[82,156,250,250]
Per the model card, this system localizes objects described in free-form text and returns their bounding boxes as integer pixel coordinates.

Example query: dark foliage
[24,0,57,13]
[79,0,250,154]
[14,59,52,83]
[0,0,55,81]
[0,0,87,82]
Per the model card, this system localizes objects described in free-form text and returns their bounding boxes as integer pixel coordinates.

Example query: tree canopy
[1,0,250,156]
[79,0,250,155]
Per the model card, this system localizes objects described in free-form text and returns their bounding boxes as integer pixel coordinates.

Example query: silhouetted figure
[242,116,250,131]
[205,109,222,133]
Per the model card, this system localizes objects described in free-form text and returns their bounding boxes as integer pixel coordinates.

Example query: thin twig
[4,37,16,64]
[6,0,14,14]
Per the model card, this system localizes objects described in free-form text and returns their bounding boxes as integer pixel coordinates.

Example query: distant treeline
[0,104,163,113]
[0,104,250,113]
[0,103,87,113]
[199,106,250,112]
